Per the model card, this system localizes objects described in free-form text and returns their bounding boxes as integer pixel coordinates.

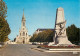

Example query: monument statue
[48,7,72,46]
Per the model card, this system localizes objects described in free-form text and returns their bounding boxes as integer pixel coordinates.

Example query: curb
[31,48,80,53]
[0,44,6,49]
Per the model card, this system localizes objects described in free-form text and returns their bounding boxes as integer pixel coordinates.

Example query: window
[26,33,27,36]
[23,32,25,36]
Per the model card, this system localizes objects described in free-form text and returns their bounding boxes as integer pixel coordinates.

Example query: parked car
[32,42,37,45]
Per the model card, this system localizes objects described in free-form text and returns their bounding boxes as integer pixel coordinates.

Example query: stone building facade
[15,11,31,44]
[34,29,54,34]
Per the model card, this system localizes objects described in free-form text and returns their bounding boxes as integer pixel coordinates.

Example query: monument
[15,10,31,44]
[48,7,72,46]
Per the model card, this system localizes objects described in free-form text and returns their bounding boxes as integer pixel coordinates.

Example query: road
[0,44,79,56]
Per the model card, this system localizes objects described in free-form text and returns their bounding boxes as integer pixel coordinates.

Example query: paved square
[0,44,79,56]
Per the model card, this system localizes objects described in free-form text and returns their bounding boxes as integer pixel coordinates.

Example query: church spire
[22,9,26,27]
[22,9,26,21]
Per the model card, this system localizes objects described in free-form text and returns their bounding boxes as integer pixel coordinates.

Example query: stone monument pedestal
[48,7,73,46]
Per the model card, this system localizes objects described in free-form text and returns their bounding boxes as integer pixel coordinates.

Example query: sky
[4,0,79,40]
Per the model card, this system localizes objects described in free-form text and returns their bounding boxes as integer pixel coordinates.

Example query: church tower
[19,10,28,39]
[15,10,31,44]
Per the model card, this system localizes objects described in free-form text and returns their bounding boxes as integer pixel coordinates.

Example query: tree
[30,29,54,42]
[0,17,11,42]
[45,30,54,42]
[30,34,37,42]
[0,0,7,18]
[66,24,79,45]
[0,0,11,42]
